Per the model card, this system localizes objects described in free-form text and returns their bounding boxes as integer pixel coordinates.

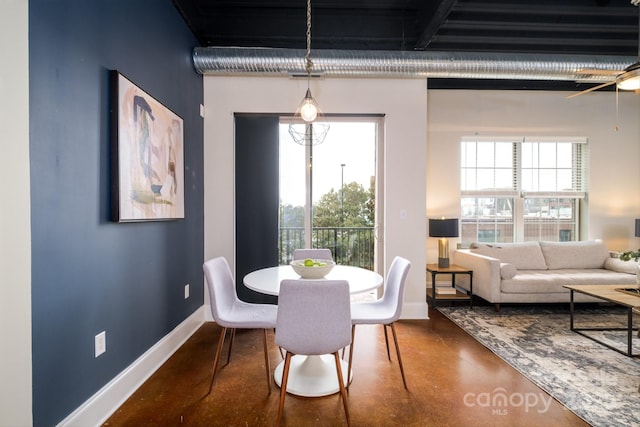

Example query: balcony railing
[279,226,375,269]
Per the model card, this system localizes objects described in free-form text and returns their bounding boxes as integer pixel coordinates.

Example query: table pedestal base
[273,354,351,397]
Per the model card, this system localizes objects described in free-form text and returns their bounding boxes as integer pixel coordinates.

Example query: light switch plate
[95,331,106,358]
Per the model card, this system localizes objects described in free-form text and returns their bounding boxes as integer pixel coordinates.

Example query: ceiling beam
[414,0,458,50]
[452,2,633,17]
[441,20,637,35]
[430,34,638,48]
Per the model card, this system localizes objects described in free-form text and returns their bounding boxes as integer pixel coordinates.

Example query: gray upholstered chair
[275,279,352,426]
[348,256,411,389]
[292,248,333,261]
[202,257,278,395]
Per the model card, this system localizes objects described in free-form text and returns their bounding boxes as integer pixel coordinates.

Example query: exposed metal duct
[193,46,635,83]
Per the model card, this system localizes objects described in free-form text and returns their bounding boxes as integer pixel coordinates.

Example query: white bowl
[290,259,335,279]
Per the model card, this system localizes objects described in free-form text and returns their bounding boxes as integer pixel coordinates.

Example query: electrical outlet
[95,331,106,358]
[184,283,190,299]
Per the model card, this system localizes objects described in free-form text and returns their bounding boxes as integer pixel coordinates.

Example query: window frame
[460,137,588,244]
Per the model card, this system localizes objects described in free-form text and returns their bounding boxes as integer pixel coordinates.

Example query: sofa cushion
[500,268,637,294]
[539,240,609,270]
[469,241,547,270]
[604,257,638,274]
[500,263,517,279]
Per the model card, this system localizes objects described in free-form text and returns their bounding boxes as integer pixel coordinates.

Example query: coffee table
[564,284,640,357]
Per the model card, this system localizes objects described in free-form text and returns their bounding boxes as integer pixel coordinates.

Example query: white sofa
[453,240,637,310]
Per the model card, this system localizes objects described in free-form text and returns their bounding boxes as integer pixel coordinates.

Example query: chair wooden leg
[262,329,271,394]
[207,327,228,395]
[383,324,391,360]
[389,323,408,389]
[274,329,285,360]
[333,352,351,427]
[276,352,292,427]
[347,325,356,391]
[224,328,236,366]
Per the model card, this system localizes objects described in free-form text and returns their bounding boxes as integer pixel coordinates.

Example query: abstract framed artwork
[110,71,185,222]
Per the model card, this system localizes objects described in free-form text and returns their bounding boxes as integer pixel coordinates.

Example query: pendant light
[288,0,329,146]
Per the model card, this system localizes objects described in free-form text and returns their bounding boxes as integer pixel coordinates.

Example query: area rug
[437,305,640,427]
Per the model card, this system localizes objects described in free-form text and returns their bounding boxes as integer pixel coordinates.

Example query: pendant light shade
[288,121,330,146]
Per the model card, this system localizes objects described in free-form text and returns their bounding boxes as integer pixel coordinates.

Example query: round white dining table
[243,264,384,397]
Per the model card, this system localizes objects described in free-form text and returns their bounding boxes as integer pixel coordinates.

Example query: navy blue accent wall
[29,1,203,425]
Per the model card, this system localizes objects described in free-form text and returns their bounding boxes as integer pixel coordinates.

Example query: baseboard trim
[401,301,428,319]
[58,306,206,427]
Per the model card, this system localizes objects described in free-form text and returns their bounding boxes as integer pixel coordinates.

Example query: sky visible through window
[279,122,376,207]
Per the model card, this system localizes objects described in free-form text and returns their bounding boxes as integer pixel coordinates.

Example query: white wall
[0,1,32,426]
[204,77,428,319]
[427,89,640,257]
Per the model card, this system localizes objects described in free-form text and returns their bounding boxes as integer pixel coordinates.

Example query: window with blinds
[460,137,588,244]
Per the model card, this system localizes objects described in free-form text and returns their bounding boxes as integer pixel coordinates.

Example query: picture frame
[110,71,185,222]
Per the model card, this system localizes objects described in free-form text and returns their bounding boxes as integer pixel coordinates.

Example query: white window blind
[520,137,588,198]
[461,136,587,196]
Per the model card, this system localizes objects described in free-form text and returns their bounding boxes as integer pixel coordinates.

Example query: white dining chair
[292,248,333,261]
[203,257,278,395]
[347,256,411,389]
[275,279,352,427]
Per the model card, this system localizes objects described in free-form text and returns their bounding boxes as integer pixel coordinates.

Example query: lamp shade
[635,219,640,237]
[429,218,459,238]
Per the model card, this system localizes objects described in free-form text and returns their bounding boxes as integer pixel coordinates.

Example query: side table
[426,263,473,308]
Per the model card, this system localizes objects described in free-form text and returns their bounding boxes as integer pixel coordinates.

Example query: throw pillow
[500,263,517,279]
[540,240,609,270]
[604,257,638,274]
[470,241,547,270]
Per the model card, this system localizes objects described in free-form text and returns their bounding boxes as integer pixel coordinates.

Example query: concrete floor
[103,309,588,426]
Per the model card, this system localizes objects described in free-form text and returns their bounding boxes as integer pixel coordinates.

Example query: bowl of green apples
[290,258,335,279]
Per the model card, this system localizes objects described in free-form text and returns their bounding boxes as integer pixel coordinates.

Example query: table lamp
[429,218,459,268]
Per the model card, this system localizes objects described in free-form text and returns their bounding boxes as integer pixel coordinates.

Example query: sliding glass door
[278,118,383,270]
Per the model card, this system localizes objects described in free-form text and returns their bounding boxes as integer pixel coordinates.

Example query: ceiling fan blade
[565,80,617,99]
[575,69,623,76]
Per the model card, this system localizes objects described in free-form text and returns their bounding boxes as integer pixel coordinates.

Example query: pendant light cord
[305,0,313,78]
